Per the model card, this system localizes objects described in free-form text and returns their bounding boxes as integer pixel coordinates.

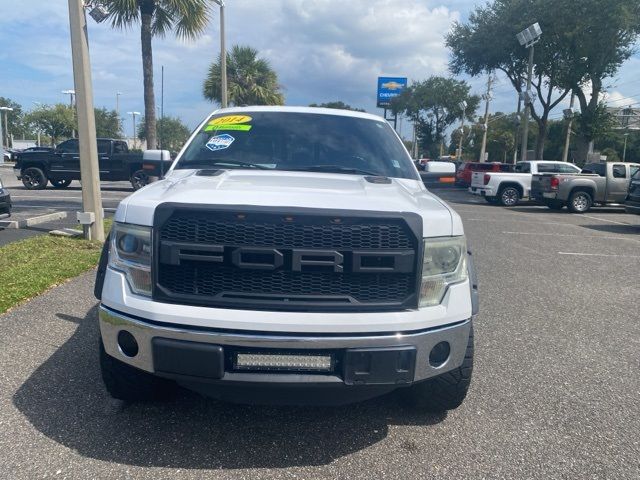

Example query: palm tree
[104,0,212,149]
[203,45,284,106]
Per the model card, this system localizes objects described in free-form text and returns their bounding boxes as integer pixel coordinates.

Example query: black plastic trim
[94,234,111,300]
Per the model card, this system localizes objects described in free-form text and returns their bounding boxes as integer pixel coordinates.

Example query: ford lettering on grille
[153,206,422,311]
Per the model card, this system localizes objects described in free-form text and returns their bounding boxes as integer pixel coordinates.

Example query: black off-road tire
[568,190,592,214]
[498,186,520,207]
[21,167,48,190]
[130,170,149,190]
[50,178,72,189]
[100,341,176,402]
[402,325,474,412]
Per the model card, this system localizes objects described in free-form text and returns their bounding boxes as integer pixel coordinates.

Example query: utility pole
[0,108,6,165]
[0,107,13,149]
[127,112,140,149]
[456,101,467,160]
[116,91,122,133]
[479,74,494,163]
[213,0,228,108]
[68,0,104,241]
[562,92,575,163]
[623,133,629,162]
[62,89,76,138]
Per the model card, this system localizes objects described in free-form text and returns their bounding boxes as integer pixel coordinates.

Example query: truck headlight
[108,222,152,296]
[420,236,468,307]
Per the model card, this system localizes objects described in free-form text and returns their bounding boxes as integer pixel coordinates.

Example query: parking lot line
[581,214,631,226]
[502,231,640,243]
[558,252,640,258]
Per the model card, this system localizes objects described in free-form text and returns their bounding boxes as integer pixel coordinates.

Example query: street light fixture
[212,0,228,108]
[127,111,141,149]
[516,22,542,162]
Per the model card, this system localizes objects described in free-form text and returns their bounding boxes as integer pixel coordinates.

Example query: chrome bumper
[99,305,472,384]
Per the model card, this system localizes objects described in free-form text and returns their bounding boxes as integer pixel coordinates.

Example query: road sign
[377,77,407,108]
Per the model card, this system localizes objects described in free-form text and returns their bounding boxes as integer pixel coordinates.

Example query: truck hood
[115,169,462,237]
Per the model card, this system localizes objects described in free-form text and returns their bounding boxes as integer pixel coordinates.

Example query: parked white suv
[470,160,581,206]
[95,106,478,410]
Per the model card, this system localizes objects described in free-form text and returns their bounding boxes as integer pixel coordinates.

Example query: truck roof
[208,105,385,123]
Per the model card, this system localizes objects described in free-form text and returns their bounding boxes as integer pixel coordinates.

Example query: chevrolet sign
[377,76,408,108]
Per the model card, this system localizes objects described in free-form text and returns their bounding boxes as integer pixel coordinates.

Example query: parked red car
[456,162,513,187]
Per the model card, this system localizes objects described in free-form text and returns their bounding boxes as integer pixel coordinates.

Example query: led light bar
[235,353,332,371]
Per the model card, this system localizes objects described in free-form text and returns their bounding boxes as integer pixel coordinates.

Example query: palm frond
[103,0,140,29]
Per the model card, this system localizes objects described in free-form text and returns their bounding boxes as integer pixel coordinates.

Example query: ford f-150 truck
[13,138,158,190]
[470,160,581,206]
[94,106,479,410]
[531,162,640,213]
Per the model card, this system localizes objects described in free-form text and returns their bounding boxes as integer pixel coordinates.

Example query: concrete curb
[0,211,68,229]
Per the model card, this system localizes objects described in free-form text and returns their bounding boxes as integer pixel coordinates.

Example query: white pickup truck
[469,160,581,206]
[94,106,478,411]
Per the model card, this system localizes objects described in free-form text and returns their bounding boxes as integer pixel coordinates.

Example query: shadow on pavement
[13,306,445,470]
[579,223,640,235]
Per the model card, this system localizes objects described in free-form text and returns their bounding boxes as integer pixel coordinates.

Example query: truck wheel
[568,191,592,213]
[402,325,474,413]
[498,187,520,207]
[546,201,564,210]
[100,341,176,402]
[130,170,149,190]
[50,178,72,189]
[22,167,48,190]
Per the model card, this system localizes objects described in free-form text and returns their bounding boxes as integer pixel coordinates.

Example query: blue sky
[1,0,639,138]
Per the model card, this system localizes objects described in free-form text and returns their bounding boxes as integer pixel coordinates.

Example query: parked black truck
[13,138,161,190]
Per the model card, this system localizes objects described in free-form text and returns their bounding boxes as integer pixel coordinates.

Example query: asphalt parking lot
[0,186,639,479]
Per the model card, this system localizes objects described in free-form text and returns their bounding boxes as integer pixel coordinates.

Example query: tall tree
[25,104,75,145]
[309,101,365,112]
[138,115,191,152]
[203,45,284,106]
[391,77,480,158]
[94,108,122,138]
[447,0,572,159]
[550,0,640,161]
[104,0,213,149]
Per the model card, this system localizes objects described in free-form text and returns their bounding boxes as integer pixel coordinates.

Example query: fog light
[117,330,139,358]
[235,353,332,371]
[429,341,450,367]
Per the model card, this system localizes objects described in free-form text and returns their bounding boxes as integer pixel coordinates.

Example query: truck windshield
[175,111,418,179]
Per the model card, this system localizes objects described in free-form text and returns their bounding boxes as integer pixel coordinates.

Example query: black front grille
[153,206,421,311]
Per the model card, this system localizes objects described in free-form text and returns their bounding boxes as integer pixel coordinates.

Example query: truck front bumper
[99,305,472,394]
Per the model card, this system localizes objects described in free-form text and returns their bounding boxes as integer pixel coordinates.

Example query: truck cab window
[56,139,79,153]
[515,163,530,173]
[612,165,626,179]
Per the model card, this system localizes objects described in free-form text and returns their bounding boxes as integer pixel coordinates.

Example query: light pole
[67,0,104,241]
[623,133,629,162]
[212,0,228,108]
[0,107,12,165]
[62,89,76,138]
[516,22,542,162]
[457,101,467,160]
[128,111,141,149]
[562,92,576,163]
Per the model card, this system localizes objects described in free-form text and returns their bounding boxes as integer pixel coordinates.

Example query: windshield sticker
[206,134,235,151]
[205,115,252,132]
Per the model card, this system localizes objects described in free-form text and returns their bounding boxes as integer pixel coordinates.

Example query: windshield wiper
[287,165,381,176]
[179,159,269,170]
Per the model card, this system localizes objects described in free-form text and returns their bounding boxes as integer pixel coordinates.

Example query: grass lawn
[0,220,112,314]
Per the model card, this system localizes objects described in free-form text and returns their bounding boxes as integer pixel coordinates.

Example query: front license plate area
[343,346,416,385]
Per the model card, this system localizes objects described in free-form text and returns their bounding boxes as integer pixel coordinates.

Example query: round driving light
[429,341,450,367]
[118,234,139,253]
[117,330,139,357]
